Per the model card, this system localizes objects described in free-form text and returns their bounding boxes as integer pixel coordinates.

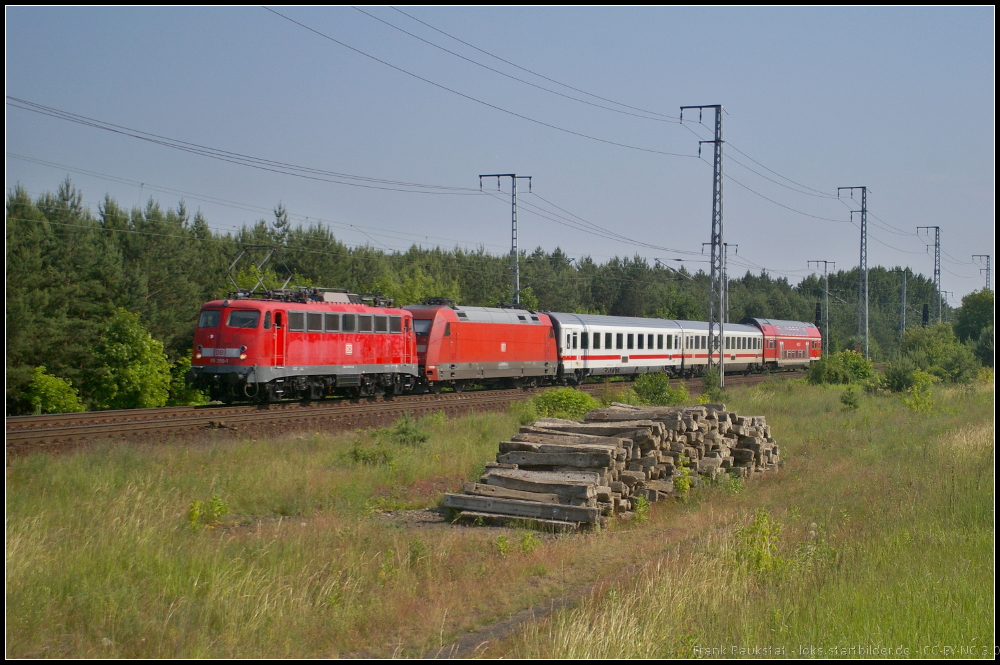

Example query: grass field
[6,377,994,658]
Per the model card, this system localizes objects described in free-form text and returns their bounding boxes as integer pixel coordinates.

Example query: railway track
[6,371,804,457]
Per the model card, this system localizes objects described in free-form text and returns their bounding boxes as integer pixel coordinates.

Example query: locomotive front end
[188,300,268,402]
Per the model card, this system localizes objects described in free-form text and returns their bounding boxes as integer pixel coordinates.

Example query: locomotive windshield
[227,310,260,329]
[412,319,432,336]
[198,310,221,328]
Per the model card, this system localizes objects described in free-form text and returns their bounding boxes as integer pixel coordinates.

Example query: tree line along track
[5,372,804,458]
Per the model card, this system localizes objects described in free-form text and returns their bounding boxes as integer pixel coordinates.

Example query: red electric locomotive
[404,302,559,391]
[188,289,419,402]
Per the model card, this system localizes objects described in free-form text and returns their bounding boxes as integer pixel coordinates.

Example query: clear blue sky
[5,7,994,302]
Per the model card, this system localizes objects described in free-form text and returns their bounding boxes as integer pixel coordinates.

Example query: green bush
[882,356,918,393]
[532,388,600,420]
[632,372,689,406]
[377,412,429,447]
[903,324,980,383]
[807,350,874,385]
[840,387,860,411]
[24,366,86,414]
[167,357,208,406]
[89,308,172,410]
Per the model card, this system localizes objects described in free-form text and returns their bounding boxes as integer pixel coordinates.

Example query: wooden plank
[521,421,656,436]
[462,482,561,504]
[485,468,600,484]
[496,450,613,468]
[483,473,596,500]
[513,431,627,448]
[452,510,580,533]
[443,493,600,523]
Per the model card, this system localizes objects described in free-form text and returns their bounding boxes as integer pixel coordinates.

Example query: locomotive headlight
[196,344,203,359]
[239,345,247,360]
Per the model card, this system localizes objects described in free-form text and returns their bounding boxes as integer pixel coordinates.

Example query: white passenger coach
[547,312,765,382]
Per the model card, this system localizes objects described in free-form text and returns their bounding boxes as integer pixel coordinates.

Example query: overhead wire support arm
[682,105,725,385]
[972,254,991,289]
[480,173,532,305]
[808,260,835,356]
[838,186,868,358]
[917,226,942,322]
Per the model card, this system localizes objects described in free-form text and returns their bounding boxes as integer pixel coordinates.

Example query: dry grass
[7,379,993,658]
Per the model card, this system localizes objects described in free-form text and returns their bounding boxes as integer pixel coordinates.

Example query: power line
[389,6,681,121]
[262,8,697,159]
[7,153,512,251]
[352,7,673,123]
[6,97,485,196]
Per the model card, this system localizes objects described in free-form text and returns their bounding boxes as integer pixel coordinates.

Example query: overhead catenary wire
[352,6,673,124]
[262,7,697,159]
[389,6,681,121]
[6,97,485,196]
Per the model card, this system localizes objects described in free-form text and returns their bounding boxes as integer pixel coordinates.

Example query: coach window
[701,335,707,349]
[359,315,373,333]
[288,312,306,332]
[616,333,623,350]
[389,316,402,333]
[581,332,588,350]
[725,336,730,350]
[325,313,340,332]
[572,333,578,350]
[566,333,571,347]
[637,334,644,350]
[263,311,271,330]
[342,314,356,332]
[593,332,600,349]
[374,316,388,333]
[627,334,634,350]
[665,334,671,350]
[307,312,324,332]
[605,332,613,349]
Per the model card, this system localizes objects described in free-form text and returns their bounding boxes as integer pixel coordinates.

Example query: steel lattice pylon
[681,105,725,386]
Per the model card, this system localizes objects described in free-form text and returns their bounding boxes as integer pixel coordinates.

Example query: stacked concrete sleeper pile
[443,402,783,532]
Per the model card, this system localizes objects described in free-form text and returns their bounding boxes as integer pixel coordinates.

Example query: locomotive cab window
[325,313,340,332]
[198,310,221,328]
[307,312,323,332]
[263,311,271,330]
[228,310,261,329]
[342,314,356,332]
[374,316,388,333]
[288,312,305,332]
[389,316,402,333]
[359,315,373,333]
[413,319,431,336]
